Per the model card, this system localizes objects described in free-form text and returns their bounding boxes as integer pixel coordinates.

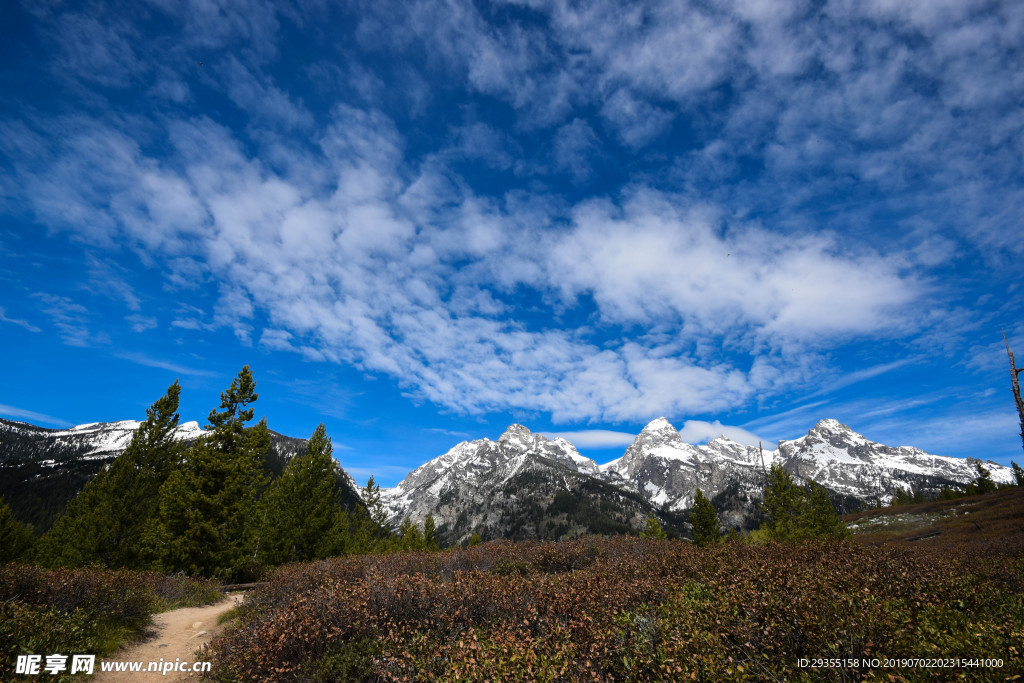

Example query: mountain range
[381,417,1014,543]
[0,417,358,530]
[1,415,1013,543]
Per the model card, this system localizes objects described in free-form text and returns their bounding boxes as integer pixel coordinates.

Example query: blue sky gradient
[2,0,1022,486]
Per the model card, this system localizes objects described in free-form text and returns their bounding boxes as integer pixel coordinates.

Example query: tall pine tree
[147,367,269,580]
[690,488,721,546]
[761,464,803,541]
[346,475,391,553]
[260,423,350,564]
[423,513,440,551]
[36,381,183,569]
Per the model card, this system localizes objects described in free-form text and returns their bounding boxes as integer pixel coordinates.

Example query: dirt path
[94,592,244,682]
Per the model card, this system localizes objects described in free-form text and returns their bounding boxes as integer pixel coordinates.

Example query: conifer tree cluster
[35,381,185,568]
[0,496,35,563]
[759,464,849,541]
[690,488,721,546]
[25,366,441,579]
[933,461,1022,502]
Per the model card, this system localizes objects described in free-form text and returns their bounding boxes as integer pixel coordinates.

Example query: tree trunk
[1005,331,1024,456]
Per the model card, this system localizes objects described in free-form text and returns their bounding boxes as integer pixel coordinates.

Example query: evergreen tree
[690,488,720,547]
[205,365,258,452]
[0,496,35,563]
[467,532,483,547]
[801,481,849,539]
[344,476,391,555]
[261,424,349,565]
[398,516,425,551]
[974,462,997,495]
[760,464,806,541]
[1012,461,1024,487]
[639,513,668,540]
[362,475,389,532]
[760,466,848,541]
[147,368,270,580]
[36,381,183,569]
[423,513,440,551]
[938,487,962,501]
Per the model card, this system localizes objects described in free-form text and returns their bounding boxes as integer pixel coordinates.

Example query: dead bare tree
[1005,330,1024,456]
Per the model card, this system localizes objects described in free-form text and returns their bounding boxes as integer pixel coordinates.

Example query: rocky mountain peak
[812,418,848,432]
[498,423,537,450]
[640,417,676,435]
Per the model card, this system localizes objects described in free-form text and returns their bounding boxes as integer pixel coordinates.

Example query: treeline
[0,432,105,531]
[889,461,1024,506]
[0,367,439,580]
[643,464,850,549]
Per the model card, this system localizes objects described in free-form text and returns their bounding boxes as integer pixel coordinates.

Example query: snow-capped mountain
[0,418,206,465]
[383,417,1016,538]
[382,424,667,544]
[775,418,1013,498]
[4,412,1015,541]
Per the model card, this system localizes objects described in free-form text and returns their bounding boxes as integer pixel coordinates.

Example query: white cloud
[0,404,72,427]
[676,420,776,450]
[31,293,108,347]
[543,429,635,448]
[6,0,1019,428]
[115,351,219,377]
[125,314,158,332]
[5,101,933,423]
[547,191,922,342]
[0,306,42,333]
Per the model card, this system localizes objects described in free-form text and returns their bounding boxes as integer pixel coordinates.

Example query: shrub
[208,533,1024,681]
[0,565,220,681]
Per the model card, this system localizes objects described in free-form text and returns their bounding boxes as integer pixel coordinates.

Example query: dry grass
[207,526,1024,682]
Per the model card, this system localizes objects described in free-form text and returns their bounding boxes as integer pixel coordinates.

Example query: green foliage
[205,364,258,452]
[759,464,805,541]
[973,462,998,495]
[35,382,183,569]
[0,496,35,563]
[639,513,667,540]
[423,513,440,551]
[892,485,930,505]
[361,475,389,532]
[260,424,350,564]
[760,465,848,541]
[938,486,962,500]
[1013,461,1024,487]
[468,532,483,547]
[803,480,851,539]
[689,488,720,546]
[0,565,219,681]
[147,368,270,580]
[398,516,426,551]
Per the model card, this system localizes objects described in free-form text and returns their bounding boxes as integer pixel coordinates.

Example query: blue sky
[1,0,1022,486]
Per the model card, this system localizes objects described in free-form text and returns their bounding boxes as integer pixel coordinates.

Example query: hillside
[845,486,1024,546]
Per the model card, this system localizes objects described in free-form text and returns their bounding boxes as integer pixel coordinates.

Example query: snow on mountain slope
[0,418,206,462]
[382,423,601,524]
[776,418,1014,498]
[601,417,701,480]
[382,416,1017,536]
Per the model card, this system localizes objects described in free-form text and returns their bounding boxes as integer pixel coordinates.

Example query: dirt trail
[94,592,244,682]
